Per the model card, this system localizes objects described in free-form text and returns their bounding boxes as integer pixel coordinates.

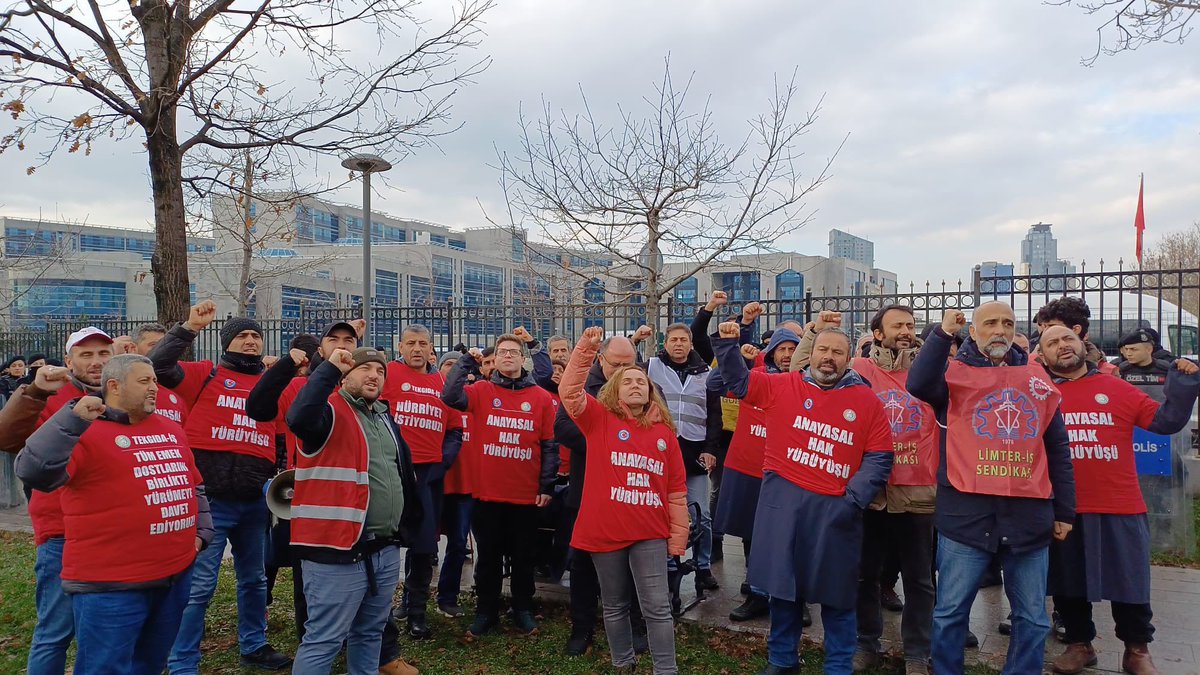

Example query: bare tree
[1142,221,1200,312]
[1,0,492,325]
[1056,0,1200,65]
[185,147,351,316]
[494,61,842,323]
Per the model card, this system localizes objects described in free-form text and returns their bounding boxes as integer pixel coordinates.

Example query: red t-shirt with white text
[383,363,461,465]
[463,381,556,504]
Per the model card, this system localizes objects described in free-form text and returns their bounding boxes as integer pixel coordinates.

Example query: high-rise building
[828,229,874,269]
[978,261,1015,294]
[1019,222,1076,276]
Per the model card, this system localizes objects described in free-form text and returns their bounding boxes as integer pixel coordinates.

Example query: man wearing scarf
[150,301,294,674]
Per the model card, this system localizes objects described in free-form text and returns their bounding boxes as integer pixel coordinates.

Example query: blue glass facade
[463,261,505,335]
[281,285,336,319]
[12,279,126,323]
[671,277,698,323]
[432,256,455,303]
[5,227,66,256]
[409,275,431,306]
[716,271,761,304]
[776,269,805,321]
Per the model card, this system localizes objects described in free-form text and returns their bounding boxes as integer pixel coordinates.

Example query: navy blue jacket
[907,327,1076,554]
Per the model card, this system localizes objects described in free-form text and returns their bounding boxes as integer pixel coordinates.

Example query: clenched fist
[1175,358,1199,375]
[631,325,653,345]
[289,348,310,367]
[328,349,355,374]
[33,365,70,393]
[942,309,967,335]
[73,396,107,422]
[184,300,218,332]
[815,311,842,331]
[581,326,604,347]
[349,319,367,338]
[740,344,760,361]
[718,322,741,339]
[741,302,764,324]
[468,347,484,361]
[705,290,729,312]
[512,326,533,343]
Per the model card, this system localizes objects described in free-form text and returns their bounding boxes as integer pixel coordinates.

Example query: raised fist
[741,302,764,324]
[942,309,967,335]
[718,321,741,339]
[468,347,484,361]
[740,344,761,361]
[328,348,355,374]
[185,300,218,332]
[631,325,653,344]
[73,396,106,422]
[705,290,729,312]
[1175,358,1199,376]
[349,319,367,338]
[581,326,604,347]
[815,311,842,331]
[289,348,310,367]
[262,355,279,368]
[512,326,533,343]
[33,365,70,393]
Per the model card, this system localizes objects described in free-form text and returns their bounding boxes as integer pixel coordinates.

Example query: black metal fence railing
[1,266,1196,362]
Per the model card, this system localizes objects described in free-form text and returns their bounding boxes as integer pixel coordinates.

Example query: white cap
[64,327,114,353]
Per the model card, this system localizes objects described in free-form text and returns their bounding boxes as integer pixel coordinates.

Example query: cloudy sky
[3,0,1199,286]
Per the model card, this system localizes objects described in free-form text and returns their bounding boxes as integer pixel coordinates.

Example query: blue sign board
[1133,428,1172,476]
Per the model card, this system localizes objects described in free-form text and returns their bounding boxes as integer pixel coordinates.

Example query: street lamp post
[341,154,392,347]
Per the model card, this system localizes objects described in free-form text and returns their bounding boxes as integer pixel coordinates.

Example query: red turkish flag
[1134,175,1145,265]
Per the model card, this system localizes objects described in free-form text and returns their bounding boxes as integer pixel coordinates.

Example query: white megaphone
[264,469,296,520]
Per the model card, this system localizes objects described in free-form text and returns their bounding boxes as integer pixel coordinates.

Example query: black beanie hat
[220,317,264,351]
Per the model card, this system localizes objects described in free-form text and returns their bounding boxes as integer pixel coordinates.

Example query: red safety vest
[944,360,1061,498]
[852,358,939,486]
[289,393,384,550]
[179,363,276,460]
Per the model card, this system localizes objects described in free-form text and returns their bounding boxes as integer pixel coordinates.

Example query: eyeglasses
[599,353,635,369]
[495,348,523,357]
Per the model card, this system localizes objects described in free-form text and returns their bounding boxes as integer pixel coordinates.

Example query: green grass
[0,531,998,674]
[1149,496,1200,569]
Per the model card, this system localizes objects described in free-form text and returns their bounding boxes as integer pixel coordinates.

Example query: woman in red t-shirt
[560,327,688,675]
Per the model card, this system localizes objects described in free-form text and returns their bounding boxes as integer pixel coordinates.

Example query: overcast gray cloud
[3,0,1198,286]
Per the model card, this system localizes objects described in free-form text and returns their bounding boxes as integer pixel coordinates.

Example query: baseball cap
[321,321,359,342]
[65,327,114,352]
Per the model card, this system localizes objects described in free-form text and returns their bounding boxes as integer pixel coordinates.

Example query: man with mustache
[908,302,1076,675]
[715,323,894,675]
[1038,326,1198,675]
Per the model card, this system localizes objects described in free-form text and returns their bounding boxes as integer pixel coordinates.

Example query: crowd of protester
[1,292,1197,675]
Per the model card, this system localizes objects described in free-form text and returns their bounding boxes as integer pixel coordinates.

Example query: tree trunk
[147,107,192,326]
[645,209,662,327]
[238,149,254,316]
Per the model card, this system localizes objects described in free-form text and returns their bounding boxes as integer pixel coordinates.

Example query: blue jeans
[167,497,270,675]
[436,494,474,607]
[28,537,74,675]
[71,567,193,675]
[293,545,401,675]
[932,534,1050,675]
[668,474,712,572]
[768,597,855,673]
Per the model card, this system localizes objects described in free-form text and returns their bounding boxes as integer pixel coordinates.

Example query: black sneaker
[965,630,979,648]
[740,582,751,596]
[998,618,1011,635]
[437,603,464,618]
[407,614,432,640]
[565,628,593,656]
[881,586,904,612]
[802,603,812,628]
[512,610,538,635]
[730,593,770,622]
[240,644,293,671]
[391,602,408,622]
[758,665,801,675]
[467,613,499,638]
[694,568,720,591]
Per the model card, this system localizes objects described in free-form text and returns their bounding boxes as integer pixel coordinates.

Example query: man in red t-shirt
[442,333,559,638]
[16,353,214,675]
[383,324,463,638]
[1039,326,1199,675]
[715,323,894,675]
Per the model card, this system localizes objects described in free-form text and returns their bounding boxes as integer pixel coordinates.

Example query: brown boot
[1052,642,1098,674]
[379,658,420,675]
[1122,643,1160,675]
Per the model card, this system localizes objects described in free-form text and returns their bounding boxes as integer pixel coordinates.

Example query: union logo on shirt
[114,435,131,449]
[520,402,531,412]
[879,389,921,434]
[492,398,502,408]
[223,379,237,389]
[401,382,412,392]
[617,429,631,442]
[1028,376,1054,402]
[972,388,1039,443]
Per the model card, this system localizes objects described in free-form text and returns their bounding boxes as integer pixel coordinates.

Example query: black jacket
[442,353,560,498]
[554,359,609,509]
[286,360,423,557]
[907,328,1076,554]
[147,323,274,501]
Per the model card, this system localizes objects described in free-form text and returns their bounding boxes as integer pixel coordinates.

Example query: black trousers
[856,509,936,660]
[1054,595,1155,644]
[472,500,538,617]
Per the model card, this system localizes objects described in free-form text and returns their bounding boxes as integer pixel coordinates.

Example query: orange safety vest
[944,360,1061,499]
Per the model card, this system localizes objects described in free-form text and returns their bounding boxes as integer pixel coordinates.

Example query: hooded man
[149,301,293,674]
[907,303,1077,675]
[710,326,800,623]
[1039,325,1199,675]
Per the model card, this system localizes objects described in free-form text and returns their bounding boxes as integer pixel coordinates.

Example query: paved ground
[2,505,1196,673]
